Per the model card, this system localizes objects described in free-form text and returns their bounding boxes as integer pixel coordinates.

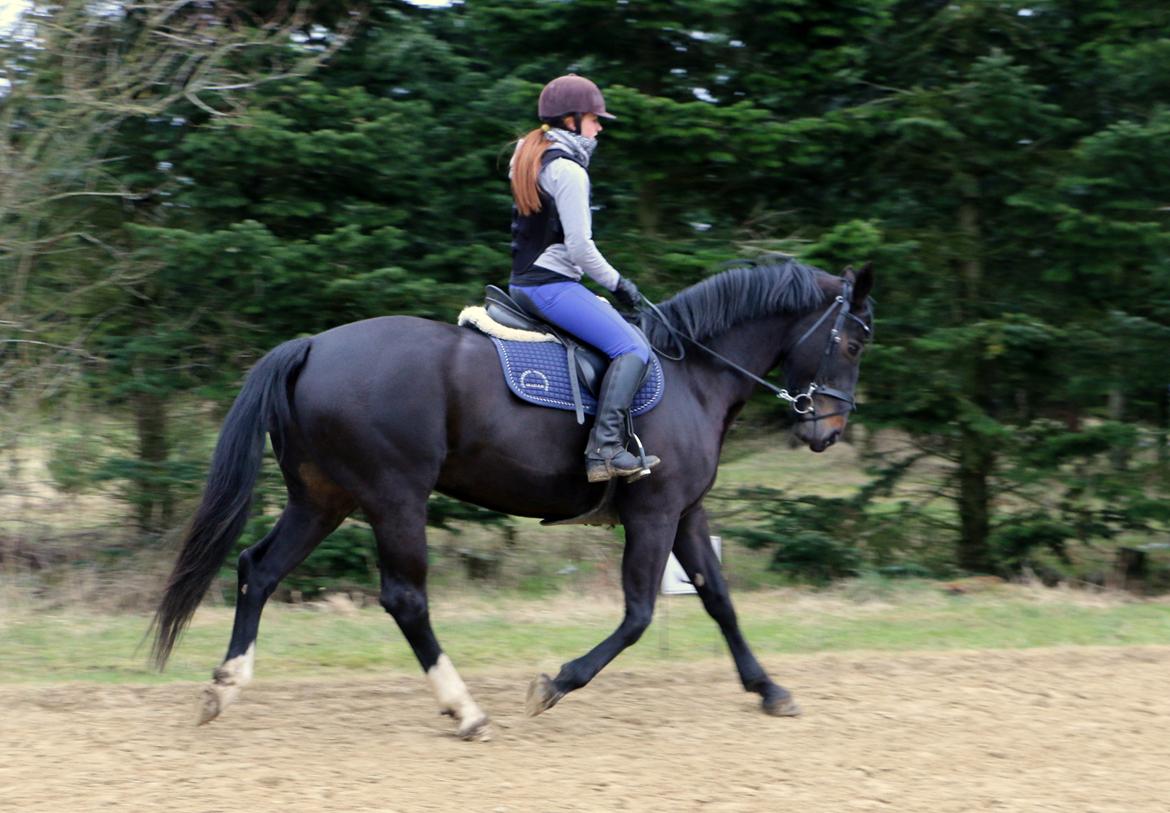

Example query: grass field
[3,581,1168,685]
[5,419,1168,692]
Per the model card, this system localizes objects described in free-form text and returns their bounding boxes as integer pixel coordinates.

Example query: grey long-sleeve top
[532,157,621,291]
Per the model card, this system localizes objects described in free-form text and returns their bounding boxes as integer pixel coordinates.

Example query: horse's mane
[638,257,830,346]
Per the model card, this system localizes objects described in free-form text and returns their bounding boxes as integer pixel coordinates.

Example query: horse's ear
[849,261,874,307]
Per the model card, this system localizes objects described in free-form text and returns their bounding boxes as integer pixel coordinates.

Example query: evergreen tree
[7,0,1168,581]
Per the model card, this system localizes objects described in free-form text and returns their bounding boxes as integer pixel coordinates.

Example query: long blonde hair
[510,127,552,216]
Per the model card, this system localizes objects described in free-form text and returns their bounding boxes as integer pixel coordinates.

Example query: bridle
[782,279,871,420]
[639,279,871,422]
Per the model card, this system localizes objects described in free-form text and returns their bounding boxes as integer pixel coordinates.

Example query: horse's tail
[151,337,312,669]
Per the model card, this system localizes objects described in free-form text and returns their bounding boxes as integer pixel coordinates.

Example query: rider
[509,74,660,483]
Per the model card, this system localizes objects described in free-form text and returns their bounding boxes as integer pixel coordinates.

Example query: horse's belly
[435,447,600,521]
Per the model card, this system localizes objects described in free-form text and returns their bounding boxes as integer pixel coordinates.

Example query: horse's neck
[683,315,793,415]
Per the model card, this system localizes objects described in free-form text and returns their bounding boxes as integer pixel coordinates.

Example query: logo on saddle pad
[518,369,551,392]
[493,338,664,416]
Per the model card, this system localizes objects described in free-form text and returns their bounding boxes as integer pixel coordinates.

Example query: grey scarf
[544,127,597,167]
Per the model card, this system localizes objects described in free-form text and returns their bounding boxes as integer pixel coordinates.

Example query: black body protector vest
[510,148,586,283]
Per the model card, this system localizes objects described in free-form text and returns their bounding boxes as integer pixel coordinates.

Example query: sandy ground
[2,646,1168,812]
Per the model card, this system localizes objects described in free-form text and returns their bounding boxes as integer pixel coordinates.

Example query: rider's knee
[615,334,651,364]
[629,340,651,364]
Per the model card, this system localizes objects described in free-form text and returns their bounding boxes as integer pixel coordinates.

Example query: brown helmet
[538,74,617,121]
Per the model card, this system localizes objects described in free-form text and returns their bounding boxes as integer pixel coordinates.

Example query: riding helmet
[538,74,617,120]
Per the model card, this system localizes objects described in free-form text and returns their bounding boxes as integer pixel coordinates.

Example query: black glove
[613,277,642,310]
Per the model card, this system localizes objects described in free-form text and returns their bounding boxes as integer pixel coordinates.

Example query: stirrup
[584,440,660,484]
[624,431,655,483]
[585,455,642,483]
[585,449,659,483]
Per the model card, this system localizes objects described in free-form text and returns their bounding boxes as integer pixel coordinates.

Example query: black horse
[152,258,874,741]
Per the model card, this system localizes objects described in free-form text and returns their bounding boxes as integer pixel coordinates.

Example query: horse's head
[785,263,874,453]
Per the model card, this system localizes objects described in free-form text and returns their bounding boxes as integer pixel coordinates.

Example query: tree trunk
[637,180,660,238]
[954,188,996,573]
[957,424,995,572]
[1107,384,1128,471]
[133,390,171,535]
[1156,384,1170,487]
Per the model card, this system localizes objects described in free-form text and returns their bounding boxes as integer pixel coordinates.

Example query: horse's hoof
[457,715,493,742]
[196,682,241,725]
[196,686,223,725]
[762,694,802,717]
[525,673,563,717]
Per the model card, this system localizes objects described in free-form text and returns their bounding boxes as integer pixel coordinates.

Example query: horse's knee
[379,582,427,625]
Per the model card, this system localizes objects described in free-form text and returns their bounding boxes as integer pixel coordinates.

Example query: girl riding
[509,74,660,483]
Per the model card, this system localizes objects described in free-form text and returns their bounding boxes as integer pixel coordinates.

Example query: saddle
[457,287,665,527]
[486,285,609,417]
[459,286,664,425]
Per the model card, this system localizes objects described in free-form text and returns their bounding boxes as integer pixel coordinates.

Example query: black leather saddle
[483,285,609,422]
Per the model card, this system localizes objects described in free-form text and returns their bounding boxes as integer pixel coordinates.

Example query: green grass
[3,582,1168,684]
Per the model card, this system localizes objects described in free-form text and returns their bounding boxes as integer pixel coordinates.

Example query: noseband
[640,280,870,422]
[779,279,871,421]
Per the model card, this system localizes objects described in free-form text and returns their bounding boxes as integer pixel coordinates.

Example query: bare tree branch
[0,0,365,417]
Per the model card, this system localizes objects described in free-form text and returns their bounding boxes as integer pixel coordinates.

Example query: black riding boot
[585,353,661,482]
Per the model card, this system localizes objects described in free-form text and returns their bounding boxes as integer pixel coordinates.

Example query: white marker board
[660,536,722,595]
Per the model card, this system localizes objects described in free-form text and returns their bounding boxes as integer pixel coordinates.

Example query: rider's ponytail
[511,126,551,216]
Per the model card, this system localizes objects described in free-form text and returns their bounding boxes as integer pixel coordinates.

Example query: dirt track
[2,646,1168,812]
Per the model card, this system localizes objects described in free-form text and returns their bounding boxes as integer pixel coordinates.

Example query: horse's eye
[847,342,862,356]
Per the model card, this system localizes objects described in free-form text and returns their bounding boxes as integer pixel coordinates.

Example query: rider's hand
[613,277,642,311]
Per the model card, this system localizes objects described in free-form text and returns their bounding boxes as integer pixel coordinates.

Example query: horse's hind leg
[199,499,347,724]
[368,496,491,742]
[670,506,800,717]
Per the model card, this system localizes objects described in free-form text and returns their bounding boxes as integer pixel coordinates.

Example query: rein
[637,281,869,421]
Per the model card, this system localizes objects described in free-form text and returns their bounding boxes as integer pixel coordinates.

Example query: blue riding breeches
[510,280,651,363]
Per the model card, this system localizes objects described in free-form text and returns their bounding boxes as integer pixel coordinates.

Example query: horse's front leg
[671,505,800,717]
[526,511,679,716]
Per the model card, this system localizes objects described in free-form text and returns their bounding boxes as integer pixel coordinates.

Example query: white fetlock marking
[197,643,255,725]
[217,643,255,687]
[427,653,486,727]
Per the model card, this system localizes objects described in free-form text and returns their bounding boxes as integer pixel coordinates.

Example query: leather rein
[637,280,870,422]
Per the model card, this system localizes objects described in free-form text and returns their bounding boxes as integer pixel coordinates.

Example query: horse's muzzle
[807,429,841,453]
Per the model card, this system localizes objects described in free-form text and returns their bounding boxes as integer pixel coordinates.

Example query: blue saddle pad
[490,338,665,417]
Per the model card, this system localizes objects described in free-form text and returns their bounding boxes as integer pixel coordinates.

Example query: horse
[151,257,874,741]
